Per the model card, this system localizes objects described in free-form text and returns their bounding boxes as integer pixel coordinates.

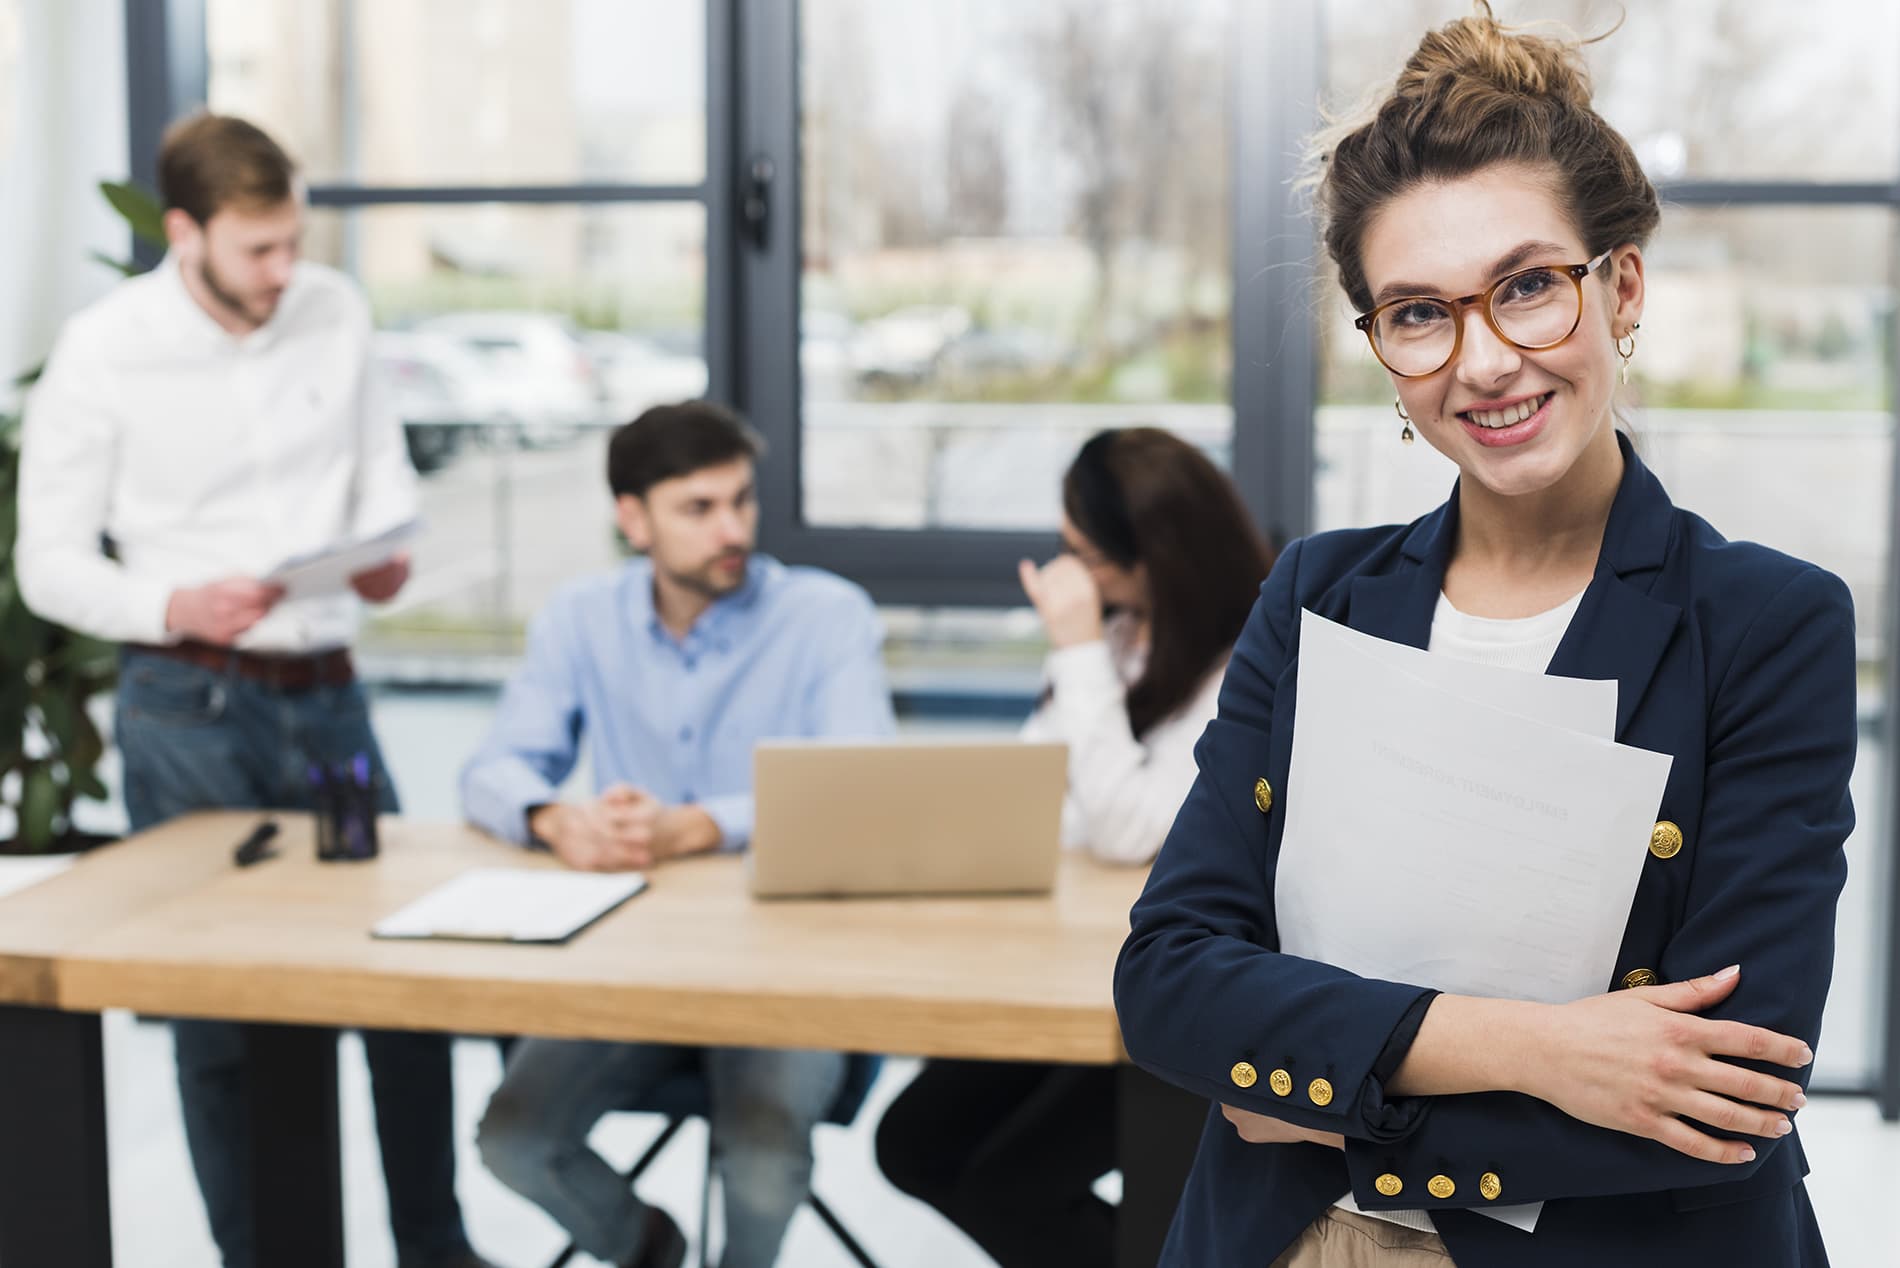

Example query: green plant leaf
[99,180,167,248]
[88,249,143,279]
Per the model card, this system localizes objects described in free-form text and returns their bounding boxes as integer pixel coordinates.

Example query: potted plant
[0,181,164,854]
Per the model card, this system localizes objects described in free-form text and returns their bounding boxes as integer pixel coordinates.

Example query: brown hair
[608,400,766,498]
[1312,3,1658,313]
[1062,428,1273,739]
[157,113,297,225]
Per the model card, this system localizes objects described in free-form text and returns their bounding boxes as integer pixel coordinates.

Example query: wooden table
[0,814,1205,1268]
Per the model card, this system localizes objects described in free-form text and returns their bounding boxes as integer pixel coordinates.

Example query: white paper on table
[372,867,647,943]
[1277,611,1674,1233]
[264,516,421,600]
[0,854,78,901]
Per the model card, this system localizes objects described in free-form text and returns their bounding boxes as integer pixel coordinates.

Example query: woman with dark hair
[1115,6,1849,1265]
[873,426,1272,1265]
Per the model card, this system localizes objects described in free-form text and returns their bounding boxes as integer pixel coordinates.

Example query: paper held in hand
[264,516,421,600]
[1274,611,1674,1233]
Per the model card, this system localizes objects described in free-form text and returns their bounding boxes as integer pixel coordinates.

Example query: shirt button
[683,658,697,671]
[682,790,695,802]
[679,726,693,742]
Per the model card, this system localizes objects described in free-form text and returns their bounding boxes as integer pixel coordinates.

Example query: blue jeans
[116,650,472,1268]
[478,1039,846,1268]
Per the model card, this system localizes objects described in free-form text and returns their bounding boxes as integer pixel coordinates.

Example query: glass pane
[800,0,1235,529]
[1318,206,1894,1087]
[297,203,708,663]
[1324,0,1899,182]
[207,0,706,186]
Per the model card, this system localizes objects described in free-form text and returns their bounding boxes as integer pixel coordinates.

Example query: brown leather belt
[125,640,355,694]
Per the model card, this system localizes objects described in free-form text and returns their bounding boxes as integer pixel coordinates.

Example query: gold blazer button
[1230,1061,1258,1089]
[1649,820,1684,859]
[1254,778,1274,814]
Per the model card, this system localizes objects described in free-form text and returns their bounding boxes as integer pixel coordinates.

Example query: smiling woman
[1114,5,1858,1266]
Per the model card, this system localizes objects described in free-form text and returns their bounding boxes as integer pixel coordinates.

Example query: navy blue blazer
[1115,436,1855,1267]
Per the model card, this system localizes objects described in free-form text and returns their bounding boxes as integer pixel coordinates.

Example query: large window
[203,0,714,665]
[798,0,1234,532]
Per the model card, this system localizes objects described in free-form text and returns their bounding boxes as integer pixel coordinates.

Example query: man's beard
[200,257,282,327]
[665,550,751,600]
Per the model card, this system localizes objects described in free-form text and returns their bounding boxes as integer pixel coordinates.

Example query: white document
[1314,614,1617,739]
[265,517,421,600]
[372,867,646,943]
[1276,611,1674,1233]
[0,854,78,901]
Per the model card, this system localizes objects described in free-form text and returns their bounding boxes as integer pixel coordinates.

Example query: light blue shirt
[460,554,895,848]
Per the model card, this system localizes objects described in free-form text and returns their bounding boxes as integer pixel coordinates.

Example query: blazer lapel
[1545,434,1683,740]
[1343,495,1456,650]
[1546,573,1680,739]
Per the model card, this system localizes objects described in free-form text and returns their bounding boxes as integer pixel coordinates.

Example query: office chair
[544,1051,885,1268]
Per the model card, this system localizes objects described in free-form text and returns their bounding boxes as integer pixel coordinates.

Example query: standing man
[16,114,493,1268]
[464,400,895,1268]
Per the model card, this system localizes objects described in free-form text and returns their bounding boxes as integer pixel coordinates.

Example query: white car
[412,311,606,444]
[580,331,708,423]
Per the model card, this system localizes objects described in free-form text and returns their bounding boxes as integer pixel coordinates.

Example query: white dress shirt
[16,255,417,652]
[1020,614,1225,866]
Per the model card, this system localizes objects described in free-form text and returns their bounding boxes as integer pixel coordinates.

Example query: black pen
[233,819,280,867]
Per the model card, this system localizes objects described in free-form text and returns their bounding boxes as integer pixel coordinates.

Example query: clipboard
[371,867,647,944]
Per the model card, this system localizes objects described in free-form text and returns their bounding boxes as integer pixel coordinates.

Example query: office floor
[97,1011,1900,1268]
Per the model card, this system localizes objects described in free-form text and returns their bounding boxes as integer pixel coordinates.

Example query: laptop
[748,739,1068,898]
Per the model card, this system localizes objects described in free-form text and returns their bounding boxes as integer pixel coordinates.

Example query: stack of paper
[1275,611,1674,1232]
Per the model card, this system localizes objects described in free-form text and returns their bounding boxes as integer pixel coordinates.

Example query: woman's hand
[1018,555,1105,648]
[1220,1104,1344,1150]
[1517,965,1811,1164]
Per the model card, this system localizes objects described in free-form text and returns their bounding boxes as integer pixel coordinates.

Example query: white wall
[0,0,128,395]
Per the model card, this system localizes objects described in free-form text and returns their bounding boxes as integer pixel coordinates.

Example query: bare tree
[944,80,1010,237]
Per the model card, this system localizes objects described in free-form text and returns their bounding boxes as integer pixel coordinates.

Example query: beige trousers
[1270,1207,1454,1267]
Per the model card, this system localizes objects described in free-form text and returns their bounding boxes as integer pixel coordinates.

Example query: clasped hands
[528,783,721,872]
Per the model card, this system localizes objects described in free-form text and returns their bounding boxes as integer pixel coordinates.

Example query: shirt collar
[625,554,778,648]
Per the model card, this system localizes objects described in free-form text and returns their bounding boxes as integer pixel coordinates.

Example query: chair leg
[808,1194,883,1268]
[700,1132,717,1268]
[542,1116,693,1268]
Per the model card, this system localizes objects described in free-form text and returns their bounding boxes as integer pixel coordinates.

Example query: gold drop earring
[1395,398,1414,445]
[1617,322,1640,386]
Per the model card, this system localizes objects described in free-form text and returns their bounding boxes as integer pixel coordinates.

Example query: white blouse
[1020,615,1226,866]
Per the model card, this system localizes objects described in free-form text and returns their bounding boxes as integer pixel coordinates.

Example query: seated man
[462,400,894,1268]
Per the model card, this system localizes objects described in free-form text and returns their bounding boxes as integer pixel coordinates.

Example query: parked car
[850,305,972,388]
[371,331,496,474]
[580,331,708,423]
[411,311,604,444]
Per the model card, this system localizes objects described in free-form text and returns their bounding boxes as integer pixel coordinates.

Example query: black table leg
[0,1005,112,1267]
[246,1022,345,1268]
[1115,1063,1205,1268]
